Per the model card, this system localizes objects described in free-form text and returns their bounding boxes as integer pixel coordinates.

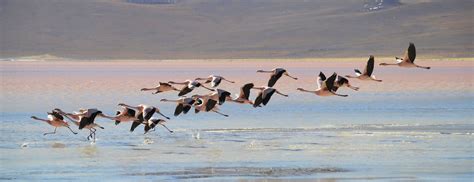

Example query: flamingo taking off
[346,55,382,82]
[101,106,138,125]
[297,72,348,97]
[252,86,288,107]
[55,108,106,141]
[379,42,431,69]
[168,80,214,96]
[160,97,196,116]
[117,103,173,134]
[31,110,77,135]
[141,82,180,94]
[144,119,169,134]
[229,83,255,105]
[257,68,298,87]
[195,75,235,88]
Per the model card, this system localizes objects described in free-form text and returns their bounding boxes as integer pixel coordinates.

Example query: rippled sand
[0,59,473,180]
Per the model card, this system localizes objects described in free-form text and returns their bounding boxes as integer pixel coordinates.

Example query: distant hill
[1,0,472,59]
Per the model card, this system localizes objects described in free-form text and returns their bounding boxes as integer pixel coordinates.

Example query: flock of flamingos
[31,43,430,142]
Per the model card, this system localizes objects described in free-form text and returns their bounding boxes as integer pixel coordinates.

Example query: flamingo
[55,108,106,141]
[195,75,235,88]
[144,118,169,134]
[30,110,77,135]
[333,75,359,91]
[380,42,431,69]
[160,97,196,116]
[257,68,298,87]
[117,103,173,134]
[252,86,288,107]
[168,80,214,96]
[346,55,382,82]
[229,83,255,105]
[297,72,348,97]
[190,89,232,112]
[208,88,232,105]
[141,82,180,94]
[191,95,229,117]
[101,106,138,125]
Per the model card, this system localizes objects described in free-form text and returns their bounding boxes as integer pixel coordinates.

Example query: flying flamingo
[101,106,138,125]
[195,75,235,88]
[252,86,288,107]
[333,75,359,91]
[55,108,106,141]
[379,42,431,69]
[168,80,214,96]
[30,110,77,135]
[191,95,229,117]
[186,89,232,111]
[257,68,298,87]
[160,97,196,116]
[297,72,348,97]
[346,55,382,82]
[117,103,173,134]
[229,83,255,105]
[141,82,180,94]
[208,88,232,105]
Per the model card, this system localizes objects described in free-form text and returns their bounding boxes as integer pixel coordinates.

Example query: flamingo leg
[285,74,298,80]
[67,126,78,135]
[92,128,97,142]
[87,129,93,140]
[348,85,359,91]
[160,123,174,133]
[87,128,96,140]
[43,127,57,136]
[214,110,229,117]
[416,65,431,69]
[332,91,348,97]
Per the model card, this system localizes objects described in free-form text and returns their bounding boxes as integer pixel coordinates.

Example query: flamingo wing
[364,55,375,76]
[183,105,192,114]
[267,71,284,87]
[50,111,64,120]
[239,83,254,100]
[253,92,264,107]
[182,99,195,114]
[325,73,338,92]
[174,103,184,116]
[262,89,276,106]
[218,90,231,105]
[143,107,156,121]
[79,110,102,130]
[126,108,136,117]
[211,77,222,87]
[205,99,218,112]
[130,121,141,132]
[403,42,416,63]
[178,85,193,96]
[115,111,121,125]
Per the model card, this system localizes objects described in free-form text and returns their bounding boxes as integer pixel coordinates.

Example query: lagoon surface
[0,60,473,181]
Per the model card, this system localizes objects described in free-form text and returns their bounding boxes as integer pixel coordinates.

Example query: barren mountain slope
[1,0,472,59]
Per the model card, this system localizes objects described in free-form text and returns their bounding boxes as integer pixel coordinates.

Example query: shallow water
[0,61,473,181]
